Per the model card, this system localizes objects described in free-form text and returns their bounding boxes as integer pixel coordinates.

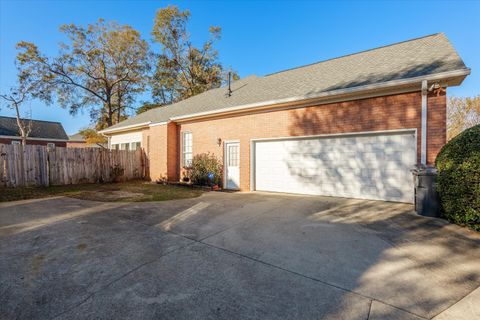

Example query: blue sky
[1,0,479,135]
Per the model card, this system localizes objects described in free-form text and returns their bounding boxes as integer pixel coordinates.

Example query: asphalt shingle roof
[68,133,85,141]
[0,116,69,140]
[106,33,467,131]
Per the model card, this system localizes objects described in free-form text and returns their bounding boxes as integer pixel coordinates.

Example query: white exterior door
[225,142,240,190]
[253,131,416,203]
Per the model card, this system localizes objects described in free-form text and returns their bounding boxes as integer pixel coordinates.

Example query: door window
[228,145,239,166]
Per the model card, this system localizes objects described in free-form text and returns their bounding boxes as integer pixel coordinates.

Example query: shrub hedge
[435,124,480,231]
[189,153,223,186]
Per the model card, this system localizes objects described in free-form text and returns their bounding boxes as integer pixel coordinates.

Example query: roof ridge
[265,33,443,77]
[0,115,62,124]
[135,75,259,118]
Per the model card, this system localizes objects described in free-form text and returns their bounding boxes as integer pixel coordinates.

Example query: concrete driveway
[1,192,479,320]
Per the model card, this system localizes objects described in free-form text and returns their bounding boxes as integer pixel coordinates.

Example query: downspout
[421,80,428,165]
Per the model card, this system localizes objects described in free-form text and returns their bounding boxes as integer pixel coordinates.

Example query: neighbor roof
[68,133,85,142]
[104,33,469,132]
[0,116,69,140]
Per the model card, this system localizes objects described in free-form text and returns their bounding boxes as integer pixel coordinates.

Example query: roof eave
[100,67,470,131]
[99,121,151,135]
[0,135,69,142]
[170,68,470,123]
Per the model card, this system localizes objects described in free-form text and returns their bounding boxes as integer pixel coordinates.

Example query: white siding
[110,131,143,149]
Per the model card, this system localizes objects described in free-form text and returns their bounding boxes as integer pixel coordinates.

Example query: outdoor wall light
[217,138,222,146]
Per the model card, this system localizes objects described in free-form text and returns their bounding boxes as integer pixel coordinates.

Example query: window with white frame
[182,132,192,167]
[228,145,239,166]
[112,141,140,151]
[132,142,141,150]
[47,143,55,149]
[11,140,20,145]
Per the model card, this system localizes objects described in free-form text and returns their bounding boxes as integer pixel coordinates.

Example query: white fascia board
[0,135,69,142]
[99,121,151,135]
[148,121,169,127]
[170,68,470,122]
[250,128,417,142]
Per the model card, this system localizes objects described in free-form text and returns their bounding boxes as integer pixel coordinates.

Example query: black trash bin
[411,165,442,218]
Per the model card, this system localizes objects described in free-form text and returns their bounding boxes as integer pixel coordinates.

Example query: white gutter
[99,121,151,134]
[0,135,69,142]
[421,80,428,165]
[170,68,470,121]
[149,121,168,127]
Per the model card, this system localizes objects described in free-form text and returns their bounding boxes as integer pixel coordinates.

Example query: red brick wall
[142,125,168,181]
[0,138,67,147]
[167,122,179,181]
[66,141,87,148]
[427,92,447,164]
[142,91,446,190]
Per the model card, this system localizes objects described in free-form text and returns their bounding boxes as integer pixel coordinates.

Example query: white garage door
[253,131,416,203]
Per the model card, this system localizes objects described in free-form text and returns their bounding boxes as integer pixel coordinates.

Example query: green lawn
[0,181,204,202]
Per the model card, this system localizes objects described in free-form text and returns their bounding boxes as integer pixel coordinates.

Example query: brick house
[0,116,68,147]
[100,33,470,203]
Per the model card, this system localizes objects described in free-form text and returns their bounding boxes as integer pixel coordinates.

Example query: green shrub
[189,153,223,186]
[435,124,480,231]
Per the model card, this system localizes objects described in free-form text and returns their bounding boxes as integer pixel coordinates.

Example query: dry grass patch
[0,181,203,203]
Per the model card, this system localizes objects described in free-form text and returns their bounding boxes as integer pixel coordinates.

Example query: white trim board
[99,121,151,134]
[250,128,417,142]
[110,131,143,145]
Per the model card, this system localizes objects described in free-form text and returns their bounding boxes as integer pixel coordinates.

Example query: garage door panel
[254,132,415,203]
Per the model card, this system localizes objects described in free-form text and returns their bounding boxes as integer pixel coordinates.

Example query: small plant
[182,168,191,183]
[156,175,168,185]
[110,164,125,182]
[190,153,222,187]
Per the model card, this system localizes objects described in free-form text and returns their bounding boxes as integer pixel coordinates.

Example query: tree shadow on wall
[285,107,416,202]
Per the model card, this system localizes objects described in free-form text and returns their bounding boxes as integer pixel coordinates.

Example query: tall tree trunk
[106,101,113,127]
[105,89,114,127]
[14,102,27,146]
[116,98,122,124]
[115,91,123,124]
[13,101,27,186]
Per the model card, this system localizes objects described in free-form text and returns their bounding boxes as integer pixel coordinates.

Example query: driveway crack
[112,201,429,319]
[194,239,428,319]
[366,299,373,320]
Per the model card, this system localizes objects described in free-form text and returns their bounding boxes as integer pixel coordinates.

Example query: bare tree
[0,84,34,146]
[151,5,238,105]
[447,95,480,140]
[16,19,151,129]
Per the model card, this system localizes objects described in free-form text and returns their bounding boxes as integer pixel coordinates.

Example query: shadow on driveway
[0,192,479,319]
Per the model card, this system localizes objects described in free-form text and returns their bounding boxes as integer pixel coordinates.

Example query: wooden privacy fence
[0,144,145,187]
